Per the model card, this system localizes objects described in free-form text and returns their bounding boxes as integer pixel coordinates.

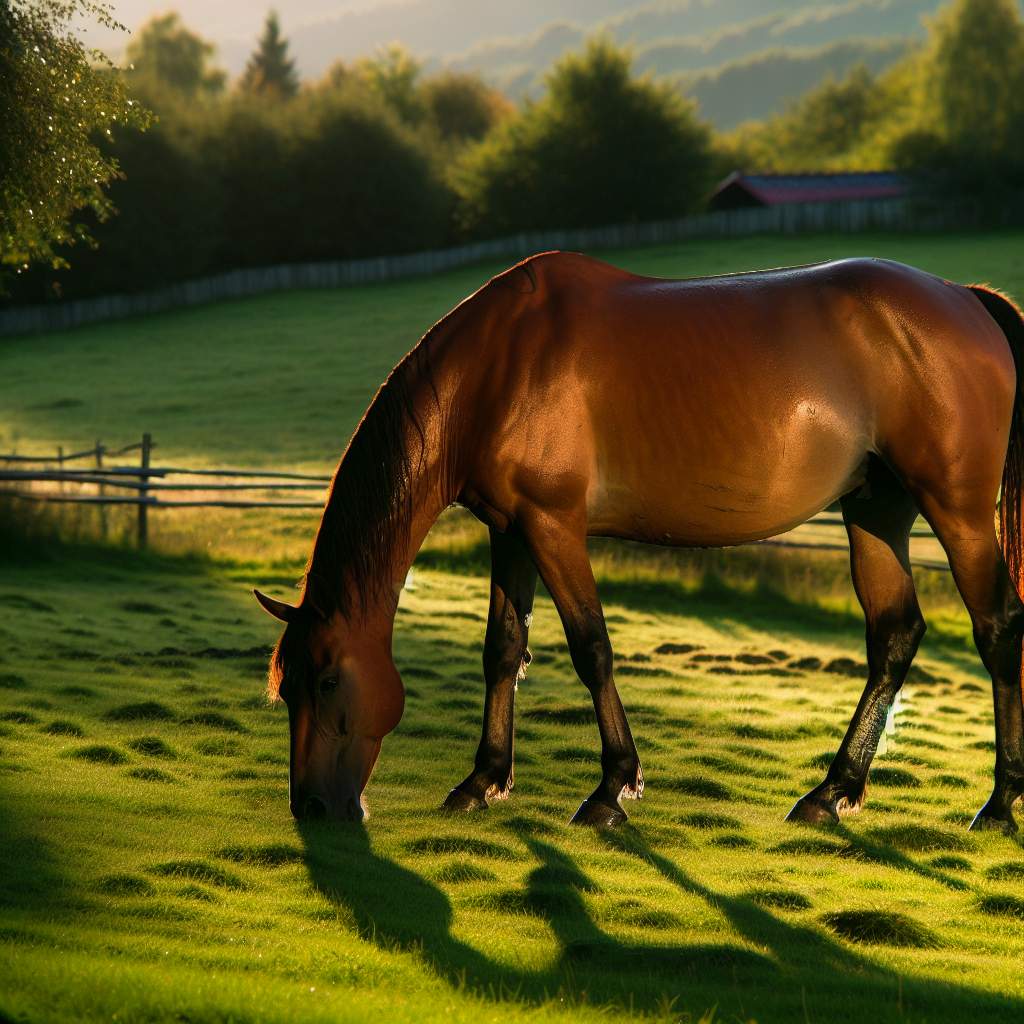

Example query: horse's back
[459,252,1015,547]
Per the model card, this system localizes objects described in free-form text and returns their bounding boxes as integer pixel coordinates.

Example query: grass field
[3,231,1024,1023]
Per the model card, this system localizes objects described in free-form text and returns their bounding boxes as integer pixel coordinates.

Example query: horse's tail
[970,284,1024,589]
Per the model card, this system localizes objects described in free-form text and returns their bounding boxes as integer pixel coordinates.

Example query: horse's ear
[253,589,299,623]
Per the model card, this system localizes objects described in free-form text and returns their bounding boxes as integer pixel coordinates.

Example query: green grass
[5,230,1024,469]
[1,550,1023,1023]
[4,231,1024,1022]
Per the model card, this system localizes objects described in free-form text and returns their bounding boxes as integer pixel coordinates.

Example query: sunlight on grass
[4,231,1024,1021]
[0,550,1021,1022]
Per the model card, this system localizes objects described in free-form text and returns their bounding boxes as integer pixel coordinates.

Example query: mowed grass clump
[405,836,516,860]
[215,843,304,868]
[126,736,176,758]
[70,743,129,765]
[148,860,245,890]
[43,719,84,737]
[864,825,972,852]
[977,894,1024,919]
[745,889,813,912]
[104,701,175,723]
[6,232,1024,1023]
[822,910,940,948]
[96,874,156,897]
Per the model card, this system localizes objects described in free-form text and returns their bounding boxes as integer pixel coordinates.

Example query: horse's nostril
[345,796,364,822]
[303,795,328,819]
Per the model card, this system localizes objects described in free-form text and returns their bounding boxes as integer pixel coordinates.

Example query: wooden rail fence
[0,434,951,569]
[0,434,330,547]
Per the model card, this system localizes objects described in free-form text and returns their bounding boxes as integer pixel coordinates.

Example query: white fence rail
[0,195,1000,339]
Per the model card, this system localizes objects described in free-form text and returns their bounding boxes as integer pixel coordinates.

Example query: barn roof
[711,171,909,207]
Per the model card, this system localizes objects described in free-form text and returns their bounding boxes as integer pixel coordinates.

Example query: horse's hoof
[570,799,627,828]
[442,788,488,813]
[785,795,840,826]
[969,809,1018,835]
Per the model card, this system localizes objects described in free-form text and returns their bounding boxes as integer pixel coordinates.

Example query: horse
[254,251,1024,833]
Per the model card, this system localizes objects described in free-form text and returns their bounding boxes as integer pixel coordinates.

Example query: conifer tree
[240,11,299,99]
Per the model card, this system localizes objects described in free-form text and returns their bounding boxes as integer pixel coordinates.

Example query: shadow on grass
[0,791,72,936]
[299,819,1024,1022]
[417,537,976,653]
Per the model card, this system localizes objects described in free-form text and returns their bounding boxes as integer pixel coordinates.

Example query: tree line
[4,0,1023,305]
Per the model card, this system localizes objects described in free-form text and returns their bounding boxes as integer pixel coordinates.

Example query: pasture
[3,231,1024,1022]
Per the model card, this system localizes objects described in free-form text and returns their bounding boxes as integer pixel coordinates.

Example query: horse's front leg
[443,527,537,812]
[521,509,643,827]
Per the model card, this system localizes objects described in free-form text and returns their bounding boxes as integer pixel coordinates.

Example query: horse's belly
[585,429,869,546]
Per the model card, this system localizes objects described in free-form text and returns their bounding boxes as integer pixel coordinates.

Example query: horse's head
[254,589,404,821]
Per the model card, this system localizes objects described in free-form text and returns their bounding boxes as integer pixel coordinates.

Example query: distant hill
[90,0,972,128]
[445,0,941,126]
[678,37,912,129]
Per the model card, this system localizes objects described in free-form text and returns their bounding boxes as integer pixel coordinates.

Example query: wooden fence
[0,433,952,569]
[0,434,330,547]
[1,193,1012,339]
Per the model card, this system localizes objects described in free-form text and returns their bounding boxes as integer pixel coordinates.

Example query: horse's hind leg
[520,511,642,827]
[913,492,1024,833]
[444,527,537,812]
[788,468,924,825]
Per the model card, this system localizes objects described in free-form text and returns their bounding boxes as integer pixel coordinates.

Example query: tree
[421,71,511,144]
[0,0,151,272]
[125,12,226,98]
[239,10,299,100]
[729,64,888,171]
[454,39,714,235]
[924,0,1024,171]
[356,44,424,125]
[287,87,451,259]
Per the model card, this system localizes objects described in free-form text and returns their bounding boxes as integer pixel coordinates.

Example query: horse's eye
[319,676,339,697]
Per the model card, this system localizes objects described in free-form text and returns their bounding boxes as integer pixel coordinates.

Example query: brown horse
[254,252,1024,833]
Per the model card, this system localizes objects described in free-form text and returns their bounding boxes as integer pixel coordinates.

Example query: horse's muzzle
[292,792,364,822]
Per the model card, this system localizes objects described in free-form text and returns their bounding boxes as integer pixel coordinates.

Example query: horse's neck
[346,386,458,630]
[400,451,453,582]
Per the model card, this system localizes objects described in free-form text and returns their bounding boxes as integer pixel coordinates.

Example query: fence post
[95,440,107,538]
[137,432,151,548]
[57,445,64,494]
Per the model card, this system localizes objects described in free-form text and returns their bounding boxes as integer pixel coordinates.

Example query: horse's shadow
[298,818,1024,1021]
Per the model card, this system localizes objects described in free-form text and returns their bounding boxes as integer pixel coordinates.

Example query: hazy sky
[80,0,648,76]
[81,1,392,60]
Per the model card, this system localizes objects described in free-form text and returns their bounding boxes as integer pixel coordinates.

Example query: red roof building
[710,171,909,210]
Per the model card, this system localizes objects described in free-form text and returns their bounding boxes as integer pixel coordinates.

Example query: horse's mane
[266,331,442,700]
[307,341,435,620]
